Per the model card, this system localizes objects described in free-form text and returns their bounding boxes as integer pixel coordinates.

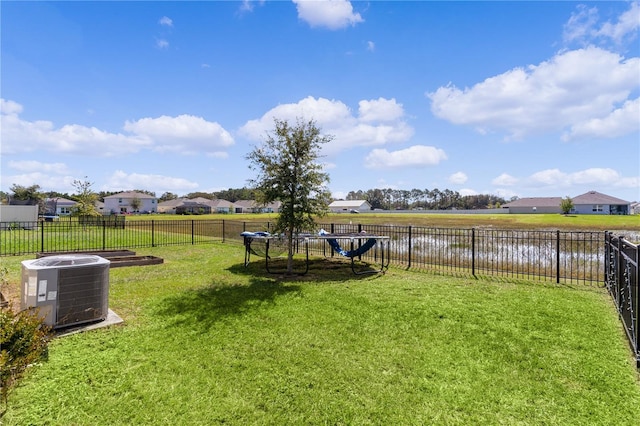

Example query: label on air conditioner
[28,276,37,296]
[47,291,57,301]
[37,280,47,302]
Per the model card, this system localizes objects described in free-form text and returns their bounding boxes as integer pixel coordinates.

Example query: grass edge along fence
[1,219,607,285]
[605,232,640,367]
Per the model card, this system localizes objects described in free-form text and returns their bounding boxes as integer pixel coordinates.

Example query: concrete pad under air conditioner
[56,309,124,337]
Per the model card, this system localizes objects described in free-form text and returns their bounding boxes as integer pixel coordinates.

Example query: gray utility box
[21,255,110,329]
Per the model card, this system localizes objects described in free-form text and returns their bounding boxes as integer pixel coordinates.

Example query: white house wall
[104,197,157,214]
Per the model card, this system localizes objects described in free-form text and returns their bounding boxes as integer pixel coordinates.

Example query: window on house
[592,205,603,212]
[118,198,122,203]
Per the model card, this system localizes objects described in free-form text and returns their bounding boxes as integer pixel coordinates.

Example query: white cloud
[1,98,23,115]
[528,167,639,189]
[529,169,569,186]
[156,39,169,49]
[367,41,375,52]
[358,98,404,122]
[428,47,640,141]
[492,173,518,186]
[2,172,76,193]
[0,99,234,157]
[159,16,173,27]
[8,160,71,174]
[494,188,520,200]
[564,2,639,46]
[105,170,199,194]
[563,97,640,141]
[124,114,234,155]
[364,145,447,169]
[596,1,640,44]
[448,172,468,185]
[0,100,152,156]
[239,0,265,13]
[238,96,413,155]
[292,0,364,30]
[458,188,478,197]
[563,5,600,46]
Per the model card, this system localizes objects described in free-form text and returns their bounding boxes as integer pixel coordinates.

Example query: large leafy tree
[9,184,45,214]
[246,118,332,274]
[9,184,43,203]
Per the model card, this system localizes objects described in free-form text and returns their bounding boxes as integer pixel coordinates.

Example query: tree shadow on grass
[229,257,386,283]
[154,258,384,331]
[154,276,302,331]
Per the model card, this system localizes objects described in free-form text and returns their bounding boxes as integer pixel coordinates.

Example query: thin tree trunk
[287,230,294,275]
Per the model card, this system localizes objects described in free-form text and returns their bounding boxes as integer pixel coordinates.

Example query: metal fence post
[556,230,561,284]
[634,239,640,368]
[472,228,475,277]
[41,221,45,253]
[152,220,155,247]
[222,219,225,243]
[191,220,195,245]
[102,220,106,251]
[407,226,412,269]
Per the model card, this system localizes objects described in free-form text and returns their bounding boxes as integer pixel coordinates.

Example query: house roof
[104,191,156,199]
[234,200,256,208]
[158,198,185,208]
[502,197,563,208]
[46,197,77,206]
[210,199,234,208]
[572,191,630,205]
[159,197,235,209]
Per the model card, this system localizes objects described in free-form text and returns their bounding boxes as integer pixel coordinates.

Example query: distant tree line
[3,183,511,212]
[345,188,509,210]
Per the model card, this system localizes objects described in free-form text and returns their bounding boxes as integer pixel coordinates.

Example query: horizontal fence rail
[605,232,640,367]
[0,219,607,285]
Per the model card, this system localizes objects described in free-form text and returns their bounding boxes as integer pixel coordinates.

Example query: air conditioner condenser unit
[21,255,110,329]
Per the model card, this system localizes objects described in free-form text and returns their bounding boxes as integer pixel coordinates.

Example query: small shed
[329,200,372,213]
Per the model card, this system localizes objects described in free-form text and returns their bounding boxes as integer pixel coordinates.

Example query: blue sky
[1,1,639,202]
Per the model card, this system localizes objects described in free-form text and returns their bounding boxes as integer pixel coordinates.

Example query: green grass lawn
[125,211,640,232]
[2,243,640,425]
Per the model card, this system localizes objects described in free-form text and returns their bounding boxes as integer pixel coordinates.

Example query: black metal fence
[605,232,640,367]
[1,219,606,285]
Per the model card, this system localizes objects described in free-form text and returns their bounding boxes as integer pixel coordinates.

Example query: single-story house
[233,200,257,214]
[502,191,632,215]
[631,202,640,215]
[329,200,372,213]
[571,191,630,215]
[209,199,235,214]
[176,201,212,215]
[44,197,77,216]
[157,198,184,214]
[104,191,158,214]
[501,197,563,214]
[234,200,281,214]
[158,197,236,214]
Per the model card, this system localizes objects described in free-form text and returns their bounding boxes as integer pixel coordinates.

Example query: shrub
[0,301,51,416]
